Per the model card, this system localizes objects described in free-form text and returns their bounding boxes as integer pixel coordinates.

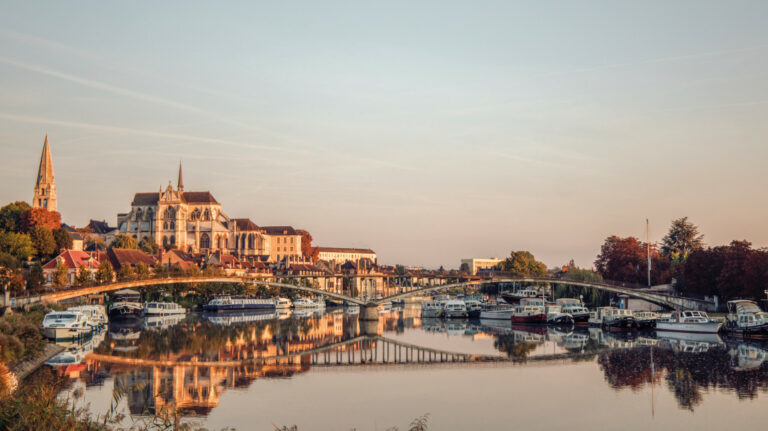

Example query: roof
[166,249,195,262]
[108,248,156,269]
[61,224,84,241]
[87,219,116,234]
[131,191,219,206]
[84,242,106,252]
[114,289,140,295]
[131,193,159,206]
[262,226,297,235]
[42,250,97,270]
[316,247,375,254]
[233,218,260,231]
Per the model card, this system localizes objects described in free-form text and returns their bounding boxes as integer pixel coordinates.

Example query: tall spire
[177,161,184,191]
[33,134,57,212]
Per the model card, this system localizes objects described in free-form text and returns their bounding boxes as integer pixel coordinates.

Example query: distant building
[42,250,99,287]
[107,248,156,272]
[32,135,57,212]
[86,219,119,246]
[61,224,84,251]
[461,257,503,275]
[316,247,377,265]
[262,226,302,262]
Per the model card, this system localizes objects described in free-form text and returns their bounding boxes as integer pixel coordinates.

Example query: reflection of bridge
[4,274,715,313]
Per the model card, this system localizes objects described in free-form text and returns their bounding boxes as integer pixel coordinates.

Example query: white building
[460,257,502,275]
[316,247,376,265]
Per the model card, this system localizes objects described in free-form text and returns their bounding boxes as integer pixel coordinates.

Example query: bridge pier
[359,305,379,321]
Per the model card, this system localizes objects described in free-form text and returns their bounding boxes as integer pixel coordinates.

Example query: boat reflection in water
[51,306,768,427]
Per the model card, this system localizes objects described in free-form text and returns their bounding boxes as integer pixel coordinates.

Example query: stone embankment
[10,343,65,382]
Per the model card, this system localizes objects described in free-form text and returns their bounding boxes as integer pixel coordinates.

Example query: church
[116,164,304,262]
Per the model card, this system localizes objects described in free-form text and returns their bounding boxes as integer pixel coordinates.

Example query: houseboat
[42,311,94,341]
[510,298,547,324]
[556,298,590,325]
[588,307,615,327]
[108,289,143,319]
[545,304,574,325]
[443,300,469,318]
[656,310,723,334]
[203,296,277,312]
[601,308,638,330]
[143,302,186,315]
[634,311,659,329]
[421,300,444,318]
[725,300,768,337]
[275,297,293,309]
[500,288,539,304]
[293,297,323,309]
[479,306,515,320]
[463,299,483,318]
[67,305,108,328]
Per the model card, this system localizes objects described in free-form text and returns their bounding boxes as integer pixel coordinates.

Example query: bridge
[1,273,716,317]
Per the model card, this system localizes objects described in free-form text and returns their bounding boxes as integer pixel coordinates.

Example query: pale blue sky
[1,1,767,268]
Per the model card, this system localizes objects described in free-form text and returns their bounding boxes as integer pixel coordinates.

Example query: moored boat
[545,304,574,326]
[421,300,444,318]
[656,310,723,334]
[601,308,638,330]
[42,311,94,341]
[108,289,143,319]
[479,306,514,320]
[275,297,293,309]
[67,305,108,328]
[203,296,276,312]
[556,298,590,325]
[510,298,547,324]
[500,288,539,304]
[634,311,659,329]
[725,300,768,337]
[464,300,483,318]
[443,300,469,318]
[143,301,186,315]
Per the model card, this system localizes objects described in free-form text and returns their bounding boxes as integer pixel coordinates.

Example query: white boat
[544,304,574,325]
[109,289,143,318]
[275,297,293,309]
[42,311,95,341]
[479,306,515,320]
[421,300,443,318]
[725,300,768,336]
[378,302,393,313]
[500,288,539,304]
[556,298,590,325]
[443,300,468,318]
[203,296,276,311]
[293,298,317,309]
[143,301,186,315]
[656,310,723,334]
[67,305,108,328]
[601,308,638,330]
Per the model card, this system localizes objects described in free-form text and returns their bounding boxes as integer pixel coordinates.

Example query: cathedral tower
[33,135,57,212]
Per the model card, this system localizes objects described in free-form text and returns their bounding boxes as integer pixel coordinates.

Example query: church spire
[177,161,184,191]
[33,134,57,212]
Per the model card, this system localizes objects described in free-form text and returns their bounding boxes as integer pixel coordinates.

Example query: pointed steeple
[33,135,57,212]
[177,161,184,191]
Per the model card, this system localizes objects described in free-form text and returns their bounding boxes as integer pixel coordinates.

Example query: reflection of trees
[597,344,768,411]
[493,335,538,360]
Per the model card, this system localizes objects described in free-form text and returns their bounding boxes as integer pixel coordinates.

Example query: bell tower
[33,135,57,212]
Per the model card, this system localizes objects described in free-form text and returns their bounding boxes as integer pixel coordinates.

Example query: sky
[1,1,767,269]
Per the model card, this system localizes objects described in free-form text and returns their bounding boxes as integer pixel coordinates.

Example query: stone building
[32,135,57,211]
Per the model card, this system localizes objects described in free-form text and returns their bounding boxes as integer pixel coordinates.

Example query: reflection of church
[117,164,302,261]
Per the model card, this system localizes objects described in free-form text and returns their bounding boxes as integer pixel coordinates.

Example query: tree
[296,229,313,258]
[18,208,61,233]
[138,237,158,255]
[501,251,547,277]
[662,217,704,261]
[28,226,56,258]
[0,231,35,262]
[95,261,114,284]
[594,236,671,285]
[116,265,135,281]
[135,263,151,280]
[26,262,44,290]
[109,234,138,250]
[0,201,30,232]
[52,228,73,251]
[52,262,69,289]
[75,265,92,287]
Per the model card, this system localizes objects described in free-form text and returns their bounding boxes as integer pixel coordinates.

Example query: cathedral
[33,135,57,212]
[117,164,303,261]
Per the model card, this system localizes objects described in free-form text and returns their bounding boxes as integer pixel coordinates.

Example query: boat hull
[511,313,547,324]
[203,303,276,312]
[43,326,93,341]
[725,322,768,337]
[467,309,482,319]
[108,305,143,319]
[656,321,723,334]
[444,310,468,318]
[479,309,514,320]
[604,317,638,330]
[571,313,590,325]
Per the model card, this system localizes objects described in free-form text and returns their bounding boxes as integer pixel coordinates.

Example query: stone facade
[32,135,57,212]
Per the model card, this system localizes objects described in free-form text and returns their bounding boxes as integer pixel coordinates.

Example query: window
[200,233,210,249]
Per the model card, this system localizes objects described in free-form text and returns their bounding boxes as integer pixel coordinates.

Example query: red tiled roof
[43,250,98,270]
[108,248,156,269]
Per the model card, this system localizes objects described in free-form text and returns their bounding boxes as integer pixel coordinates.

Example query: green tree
[135,262,151,280]
[116,265,135,281]
[95,261,114,284]
[153,264,169,278]
[52,262,69,289]
[75,265,92,287]
[0,201,30,232]
[27,262,44,290]
[138,237,158,255]
[109,234,138,250]
[52,228,73,251]
[501,251,547,276]
[662,217,704,261]
[0,231,35,262]
[28,226,56,258]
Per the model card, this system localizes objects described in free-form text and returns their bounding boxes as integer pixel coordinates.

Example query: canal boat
[556,298,590,325]
[725,300,768,337]
[633,311,659,329]
[601,308,638,330]
[42,311,95,341]
[463,299,483,318]
[67,305,108,328]
[421,300,444,318]
[545,304,574,325]
[500,288,539,304]
[510,298,547,324]
[143,301,186,315]
[443,300,469,318]
[656,310,723,334]
[588,307,615,326]
[203,296,277,312]
[275,297,293,309]
[108,289,143,319]
[292,297,317,309]
[479,306,515,320]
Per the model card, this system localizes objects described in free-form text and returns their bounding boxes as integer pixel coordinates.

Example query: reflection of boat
[445,321,468,335]
[42,311,95,341]
[203,296,276,311]
[725,300,768,337]
[144,313,186,330]
[204,310,276,325]
[344,304,359,315]
[143,301,186,315]
[656,310,722,334]
[108,289,143,319]
[277,309,292,319]
[588,327,635,348]
[108,320,142,352]
[478,318,512,332]
[561,331,589,351]
[729,341,768,371]
[658,332,724,353]
[46,329,106,366]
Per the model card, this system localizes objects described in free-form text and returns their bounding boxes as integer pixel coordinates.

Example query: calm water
[49,305,768,430]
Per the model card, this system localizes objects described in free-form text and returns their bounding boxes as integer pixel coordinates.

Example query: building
[315,247,376,265]
[460,257,503,275]
[85,219,119,246]
[32,135,57,211]
[263,226,302,262]
[42,250,99,287]
[62,224,84,251]
[107,248,156,272]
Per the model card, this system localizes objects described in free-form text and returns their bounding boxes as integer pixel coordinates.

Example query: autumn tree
[296,229,313,258]
[0,201,31,232]
[26,262,44,291]
[135,262,151,280]
[75,265,92,287]
[95,261,114,284]
[19,208,61,233]
[52,228,73,251]
[662,217,704,261]
[500,251,547,277]
[28,226,56,258]
[594,236,671,285]
[109,234,138,250]
[52,262,69,289]
[116,265,135,281]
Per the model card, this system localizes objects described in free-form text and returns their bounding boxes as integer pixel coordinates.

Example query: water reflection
[48,308,768,425]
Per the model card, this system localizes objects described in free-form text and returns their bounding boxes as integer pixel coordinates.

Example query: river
[48,305,768,430]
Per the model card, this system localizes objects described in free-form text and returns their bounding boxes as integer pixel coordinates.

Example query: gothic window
[41,189,45,196]
[203,209,211,221]
[43,199,47,207]
[163,221,168,230]
[170,235,176,245]
[170,221,175,230]
[146,208,154,221]
[248,234,254,249]
[135,209,143,221]
[164,206,176,220]
[163,236,169,247]
[190,208,201,221]
[217,236,224,249]
[200,233,210,249]
[240,235,246,249]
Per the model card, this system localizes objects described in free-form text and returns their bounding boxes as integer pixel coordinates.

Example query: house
[86,219,119,246]
[107,248,157,272]
[159,249,199,271]
[42,250,100,287]
[61,224,84,251]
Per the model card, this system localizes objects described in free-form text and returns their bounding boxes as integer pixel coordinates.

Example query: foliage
[18,207,61,233]
[138,237,159,255]
[27,262,44,291]
[0,201,30,232]
[559,263,604,283]
[53,227,73,251]
[682,240,768,300]
[109,233,138,250]
[0,231,34,263]
[116,265,136,282]
[594,236,670,285]
[52,261,69,289]
[135,262,151,280]
[0,309,47,365]
[500,251,547,277]
[661,217,704,261]
[95,261,114,284]
[296,229,313,258]
[29,226,57,258]
[76,265,92,287]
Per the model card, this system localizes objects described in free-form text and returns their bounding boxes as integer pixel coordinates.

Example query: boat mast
[646,218,651,287]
